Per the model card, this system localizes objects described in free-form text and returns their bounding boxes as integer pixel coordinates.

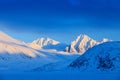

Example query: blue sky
[0,0,120,43]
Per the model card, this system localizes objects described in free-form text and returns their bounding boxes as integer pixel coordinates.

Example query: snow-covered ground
[0,31,120,80]
[0,31,79,71]
[69,41,120,72]
[0,71,119,80]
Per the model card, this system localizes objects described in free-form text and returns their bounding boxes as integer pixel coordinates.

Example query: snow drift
[69,41,120,72]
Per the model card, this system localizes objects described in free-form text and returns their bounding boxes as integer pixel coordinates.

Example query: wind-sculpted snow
[69,41,120,72]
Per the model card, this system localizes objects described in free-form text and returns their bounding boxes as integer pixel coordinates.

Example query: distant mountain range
[28,33,110,54]
[0,31,117,72]
[0,31,111,54]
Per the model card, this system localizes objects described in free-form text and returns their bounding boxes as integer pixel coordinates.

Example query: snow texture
[69,41,120,72]
[65,34,110,54]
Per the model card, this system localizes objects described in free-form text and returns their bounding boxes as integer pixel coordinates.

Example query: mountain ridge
[65,34,110,54]
[0,31,110,54]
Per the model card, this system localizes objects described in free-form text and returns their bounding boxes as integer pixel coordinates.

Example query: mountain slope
[65,34,109,54]
[0,31,79,71]
[0,31,22,44]
[69,41,120,72]
[0,31,45,57]
[29,38,67,51]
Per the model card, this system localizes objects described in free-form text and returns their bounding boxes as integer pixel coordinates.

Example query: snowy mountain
[0,31,22,44]
[69,41,120,72]
[65,34,110,54]
[0,31,45,57]
[0,31,49,71]
[101,38,109,43]
[29,38,67,51]
[0,31,115,72]
[0,31,78,71]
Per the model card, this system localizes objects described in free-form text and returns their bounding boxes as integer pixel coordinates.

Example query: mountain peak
[66,34,111,54]
[66,34,102,54]
[66,34,98,54]
[38,37,50,40]
[101,38,109,43]
[78,34,90,38]
[29,37,60,49]
[76,34,91,42]
[35,37,60,45]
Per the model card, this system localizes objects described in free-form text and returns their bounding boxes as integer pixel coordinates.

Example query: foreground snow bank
[0,71,119,80]
[69,41,120,72]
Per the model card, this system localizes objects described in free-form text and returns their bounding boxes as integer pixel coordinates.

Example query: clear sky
[0,0,120,43]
